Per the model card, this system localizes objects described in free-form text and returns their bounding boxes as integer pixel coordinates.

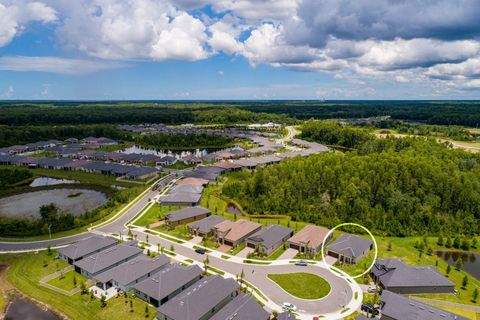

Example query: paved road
[0,175,175,252]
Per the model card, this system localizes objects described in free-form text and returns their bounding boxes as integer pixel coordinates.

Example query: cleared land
[267,272,331,299]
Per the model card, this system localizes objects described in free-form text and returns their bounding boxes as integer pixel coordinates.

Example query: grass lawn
[47,270,88,291]
[164,162,196,170]
[267,273,331,299]
[134,204,180,227]
[437,306,479,319]
[0,252,157,319]
[267,245,287,260]
[153,224,193,241]
[229,243,246,256]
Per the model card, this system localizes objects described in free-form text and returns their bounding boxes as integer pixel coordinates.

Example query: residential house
[164,206,211,227]
[73,243,143,278]
[246,224,293,256]
[156,155,177,166]
[188,215,227,237]
[57,236,118,264]
[215,219,262,247]
[371,258,455,294]
[326,234,373,264]
[156,275,239,320]
[210,293,270,320]
[380,290,468,320]
[134,264,203,307]
[287,225,332,255]
[94,254,170,292]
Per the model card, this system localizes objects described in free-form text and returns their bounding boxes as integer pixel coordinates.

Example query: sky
[0,0,480,100]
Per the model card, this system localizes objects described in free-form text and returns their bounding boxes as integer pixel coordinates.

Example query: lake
[29,177,78,187]
[5,298,60,320]
[0,188,108,219]
[435,251,480,280]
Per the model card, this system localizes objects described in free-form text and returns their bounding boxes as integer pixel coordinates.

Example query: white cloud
[2,85,14,97]
[217,70,224,76]
[0,56,126,74]
[0,1,57,47]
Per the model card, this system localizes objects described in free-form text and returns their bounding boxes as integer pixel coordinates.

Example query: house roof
[213,162,243,170]
[326,234,372,259]
[183,170,220,181]
[176,177,209,186]
[159,192,202,205]
[133,264,203,301]
[380,290,468,320]
[372,258,454,289]
[73,243,142,274]
[165,206,211,223]
[247,224,293,248]
[126,167,157,178]
[94,254,170,285]
[57,236,117,260]
[188,215,227,234]
[169,184,204,194]
[210,293,269,320]
[215,219,262,242]
[157,275,239,320]
[287,225,330,249]
[159,155,177,162]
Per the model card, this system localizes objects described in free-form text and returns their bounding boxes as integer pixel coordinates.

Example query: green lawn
[437,306,479,320]
[0,252,157,319]
[229,243,246,256]
[134,204,180,227]
[47,270,88,291]
[268,273,331,299]
[153,224,193,241]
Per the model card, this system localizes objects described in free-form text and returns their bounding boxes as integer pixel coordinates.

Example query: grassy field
[47,270,88,291]
[153,224,193,241]
[267,273,331,299]
[134,204,180,227]
[0,252,157,319]
[437,306,479,319]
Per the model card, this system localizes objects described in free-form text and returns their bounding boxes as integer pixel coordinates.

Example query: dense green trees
[300,121,373,148]
[0,168,33,189]
[223,128,480,236]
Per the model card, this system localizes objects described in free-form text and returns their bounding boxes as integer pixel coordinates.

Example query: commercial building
[326,234,373,264]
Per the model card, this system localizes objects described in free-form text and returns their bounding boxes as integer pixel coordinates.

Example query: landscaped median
[267,272,331,300]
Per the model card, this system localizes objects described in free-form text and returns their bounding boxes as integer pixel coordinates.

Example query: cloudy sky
[1,0,480,100]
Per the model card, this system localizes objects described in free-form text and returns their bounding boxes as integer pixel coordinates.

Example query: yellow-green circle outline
[321,222,378,279]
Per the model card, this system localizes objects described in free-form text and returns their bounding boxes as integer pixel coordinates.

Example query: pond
[29,177,78,187]
[227,204,242,216]
[119,145,221,158]
[435,251,480,280]
[5,297,60,320]
[0,188,108,219]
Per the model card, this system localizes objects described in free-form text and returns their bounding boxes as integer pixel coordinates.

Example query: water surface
[6,298,60,320]
[0,188,108,219]
[435,251,479,280]
[29,177,78,187]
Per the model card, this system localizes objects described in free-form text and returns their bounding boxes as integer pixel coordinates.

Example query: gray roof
[157,275,239,320]
[126,167,157,178]
[133,264,203,301]
[188,215,227,234]
[381,290,468,320]
[247,224,293,248]
[165,206,211,223]
[277,312,297,320]
[94,254,170,285]
[326,234,373,259]
[210,293,269,320]
[372,258,454,289]
[73,243,142,274]
[170,184,204,194]
[159,192,202,204]
[57,236,117,260]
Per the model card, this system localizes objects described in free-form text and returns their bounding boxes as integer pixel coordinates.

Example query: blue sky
[1,0,479,100]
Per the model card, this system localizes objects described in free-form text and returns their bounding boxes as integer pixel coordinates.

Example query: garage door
[247,242,256,249]
[289,243,300,250]
[328,251,339,259]
[225,240,234,247]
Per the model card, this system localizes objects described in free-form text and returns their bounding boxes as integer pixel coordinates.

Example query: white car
[282,302,297,311]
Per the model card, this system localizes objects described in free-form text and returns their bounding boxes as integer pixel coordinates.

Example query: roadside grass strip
[243,259,271,265]
[267,273,331,300]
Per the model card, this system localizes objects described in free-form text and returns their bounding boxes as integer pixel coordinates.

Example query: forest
[0,167,33,189]
[223,122,480,236]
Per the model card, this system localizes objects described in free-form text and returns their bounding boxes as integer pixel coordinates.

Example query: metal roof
[133,264,203,301]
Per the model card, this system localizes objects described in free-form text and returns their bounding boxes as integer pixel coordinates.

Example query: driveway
[190,236,203,244]
[277,248,298,260]
[236,246,254,258]
[324,256,337,266]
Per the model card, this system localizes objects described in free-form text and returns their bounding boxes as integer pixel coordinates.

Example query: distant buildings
[371,258,455,294]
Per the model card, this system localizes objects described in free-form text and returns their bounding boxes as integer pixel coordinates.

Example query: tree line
[0,167,33,189]
[223,123,480,236]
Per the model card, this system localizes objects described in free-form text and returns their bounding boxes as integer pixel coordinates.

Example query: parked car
[367,287,379,293]
[295,260,308,266]
[195,248,206,255]
[361,303,379,315]
[282,302,297,312]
